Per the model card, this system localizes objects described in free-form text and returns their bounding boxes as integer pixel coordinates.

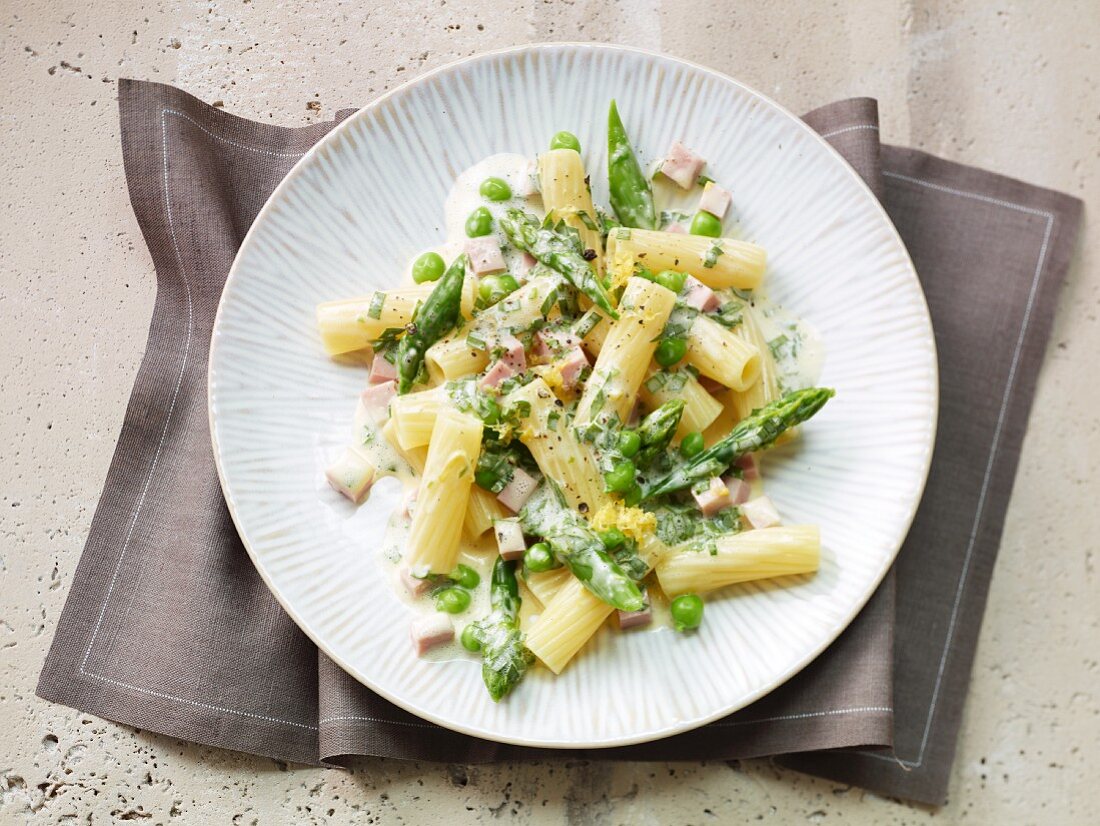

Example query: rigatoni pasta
[606,227,767,290]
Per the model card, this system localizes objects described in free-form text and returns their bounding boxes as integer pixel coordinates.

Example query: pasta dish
[315,102,833,701]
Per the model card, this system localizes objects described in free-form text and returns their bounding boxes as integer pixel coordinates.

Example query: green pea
[622,481,643,507]
[600,528,627,549]
[690,211,722,238]
[451,564,480,590]
[671,593,704,631]
[435,587,471,614]
[524,542,556,573]
[465,206,493,238]
[411,251,446,284]
[478,273,520,305]
[679,431,705,458]
[550,131,581,152]
[617,429,641,458]
[479,176,512,202]
[460,624,482,652]
[654,270,687,293]
[654,337,688,367]
[604,460,636,494]
[475,468,501,491]
[634,267,655,282]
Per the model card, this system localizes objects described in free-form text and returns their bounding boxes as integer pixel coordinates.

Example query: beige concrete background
[1,1,1097,823]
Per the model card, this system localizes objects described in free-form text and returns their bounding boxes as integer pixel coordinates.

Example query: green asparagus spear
[500,209,619,319]
[394,254,466,393]
[520,483,645,612]
[469,557,533,702]
[635,399,685,469]
[607,100,657,231]
[643,387,835,499]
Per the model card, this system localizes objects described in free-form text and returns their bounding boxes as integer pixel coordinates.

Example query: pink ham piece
[699,182,732,218]
[360,380,396,426]
[494,518,527,560]
[400,565,432,597]
[534,329,582,360]
[692,476,732,516]
[465,237,506,275]
[324,447,376,504]
[558,346,590,391]
[516,159,540,199]
[681,275,720,312]
[369,353,397,384]
[500,335,527,372]
[741,495,781,529]
[617,596,653,630]
[497,467,538,513]
[514,251,538,278]
[480,359,516,390]
[410,614,454,656]
[722,476,752,506]
[698,375,725,395]
[735,453,759,481]
[667,222,687,234]
[661,140,706,189]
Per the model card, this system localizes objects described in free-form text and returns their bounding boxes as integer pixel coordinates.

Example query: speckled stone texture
[1,2,1097,823]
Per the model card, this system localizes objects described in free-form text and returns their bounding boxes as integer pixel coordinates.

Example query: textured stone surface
[1,1,1097,822]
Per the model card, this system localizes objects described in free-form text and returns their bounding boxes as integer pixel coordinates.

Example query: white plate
[209,43,937,747]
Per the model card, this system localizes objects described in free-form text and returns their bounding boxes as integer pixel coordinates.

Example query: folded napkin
[38,79,1081,806]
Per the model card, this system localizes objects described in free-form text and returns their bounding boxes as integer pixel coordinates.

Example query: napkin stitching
[712,705,893,727]
[318,715,438,729]
[819,124,880,139]
[856,170,1055,769]
[78,108,314,733]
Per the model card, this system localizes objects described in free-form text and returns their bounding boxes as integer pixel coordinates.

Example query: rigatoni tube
[573,277,677,427]
[656,525,820,596]
[538,148,605,273]
[684,314,761,391]
[404,408,483,575]
[606,228,766,291]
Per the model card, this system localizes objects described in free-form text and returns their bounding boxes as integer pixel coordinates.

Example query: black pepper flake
[579,502,589,513]
[582,249,597,261]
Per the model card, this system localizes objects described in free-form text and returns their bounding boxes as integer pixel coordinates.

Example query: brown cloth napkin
[37,80,1081,806]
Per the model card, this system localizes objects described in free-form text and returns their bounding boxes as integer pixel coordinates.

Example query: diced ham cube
[497,467,538,513]
[534,328,582,360]
[692,476,732,516]
[667,222,687,234]
[661,140,706,189]
[466,237,506,275]
[360,380,396,425]
[681,275,720,312]
[516,159,540,199]
[699,182,731,218]
[480,359,515,390]
[324,447,377,504]
[558,346,590,391]
[410,614,454,656]
[500,334,527,373]
[369,353,397,384]
[617,589,651,629]
[515,251,538,278]
[494,518,527,560]
[400,565,432,597]
[735,453,759,481]
[698,375,725,395]
[722,476,752,506]
[741,495,781,529]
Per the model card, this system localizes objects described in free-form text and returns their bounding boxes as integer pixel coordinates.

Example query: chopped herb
[703,242,724,269]
[615,228,632,241]
[697,174,714,187]
[713,302,743,329]
[367,292,385,320]
[575,210,599,232]
[466,331,487,351]
[659,209,692,230]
